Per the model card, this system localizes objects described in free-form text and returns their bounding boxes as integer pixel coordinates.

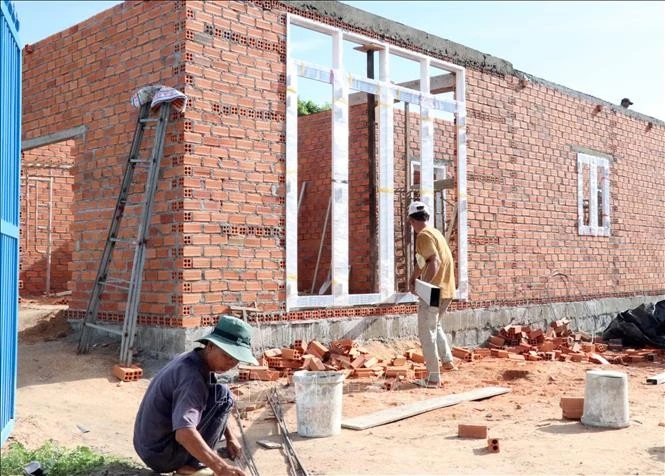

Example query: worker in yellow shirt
[407,201,457,388]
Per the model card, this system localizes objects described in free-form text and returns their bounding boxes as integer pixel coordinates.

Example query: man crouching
[133,315,257,475]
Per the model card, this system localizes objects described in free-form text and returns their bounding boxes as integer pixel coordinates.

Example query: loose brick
[307,341,329,360]
[458,424,488,439]
[560,397,584,420]
[491,349,510,359]
[392,356,407,366]
[385,366,409,378]
[112,364,143,382]
[307,356,326,371]
[280,348,301,360]
[488,335,505,347]
[362,357,379,368]
[487,438,500,453]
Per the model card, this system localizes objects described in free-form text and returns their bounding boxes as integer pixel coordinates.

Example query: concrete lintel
[22,125,87,151]
[283,1,514,75]
[349,73,455,106]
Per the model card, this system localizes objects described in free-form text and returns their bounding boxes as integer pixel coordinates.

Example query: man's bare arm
[422,254,441,284]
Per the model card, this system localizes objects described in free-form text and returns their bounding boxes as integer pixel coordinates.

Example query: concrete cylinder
[581,370,630,429]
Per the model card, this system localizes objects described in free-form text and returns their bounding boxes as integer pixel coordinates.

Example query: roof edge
[282,0,515,76]
[517,70,665,126]
[284,1,663,125]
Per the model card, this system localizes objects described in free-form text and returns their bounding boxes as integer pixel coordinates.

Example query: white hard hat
[407,201,430,216]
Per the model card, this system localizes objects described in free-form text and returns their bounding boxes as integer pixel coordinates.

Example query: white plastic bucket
[293,370,345,437]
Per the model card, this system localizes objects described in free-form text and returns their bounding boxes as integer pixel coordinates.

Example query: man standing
[407,201,457,388]
[134,315,258,475]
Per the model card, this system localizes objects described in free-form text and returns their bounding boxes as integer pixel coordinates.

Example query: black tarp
[601,300,665,349]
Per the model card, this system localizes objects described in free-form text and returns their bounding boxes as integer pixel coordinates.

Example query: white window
[285,14,469,310]
[577,152,610,236]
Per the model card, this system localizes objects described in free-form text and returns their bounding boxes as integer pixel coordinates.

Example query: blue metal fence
[0,0,21,446]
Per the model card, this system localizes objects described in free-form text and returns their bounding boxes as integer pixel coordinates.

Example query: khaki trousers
[417,298,453,383]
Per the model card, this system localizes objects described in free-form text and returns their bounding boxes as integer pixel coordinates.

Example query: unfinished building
[21,0,665,357]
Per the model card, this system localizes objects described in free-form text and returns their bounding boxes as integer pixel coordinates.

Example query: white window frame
[577,152,611,236]
[410,160,448,232]
[285,14,469,310]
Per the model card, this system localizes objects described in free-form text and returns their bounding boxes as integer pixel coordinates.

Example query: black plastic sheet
[601,300,665,349]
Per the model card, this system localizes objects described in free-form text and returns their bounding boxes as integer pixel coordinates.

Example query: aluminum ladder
[77,101,171,366]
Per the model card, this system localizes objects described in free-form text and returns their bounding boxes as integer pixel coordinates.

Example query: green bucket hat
[196,315,259,365]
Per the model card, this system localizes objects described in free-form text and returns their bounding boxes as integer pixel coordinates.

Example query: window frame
[577,152,611,236]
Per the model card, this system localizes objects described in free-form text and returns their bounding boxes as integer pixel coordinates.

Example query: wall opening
[286,14,468,310]
[577,152,610,236]
[19,139,77,296]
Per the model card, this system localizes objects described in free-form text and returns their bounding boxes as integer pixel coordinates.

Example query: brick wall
[297,106,459,295]
[19,141,75,295]
[23,0,664,327]
[181,0,286,315]
[297,104,373,294]
[462,70,665,303]
[22,1,188,323]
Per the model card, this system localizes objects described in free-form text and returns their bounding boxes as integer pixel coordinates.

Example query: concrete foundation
[70,294,664,360]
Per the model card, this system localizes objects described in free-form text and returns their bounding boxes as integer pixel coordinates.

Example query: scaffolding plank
[342,386,511,431]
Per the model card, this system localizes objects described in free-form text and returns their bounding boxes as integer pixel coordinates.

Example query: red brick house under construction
[21,0,665,355]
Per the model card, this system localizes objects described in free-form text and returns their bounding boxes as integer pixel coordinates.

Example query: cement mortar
[70,294,665,360]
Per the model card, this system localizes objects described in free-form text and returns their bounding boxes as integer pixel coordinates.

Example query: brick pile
[468,319,661,364]
[238,338,431,387]
[237,319,663,385]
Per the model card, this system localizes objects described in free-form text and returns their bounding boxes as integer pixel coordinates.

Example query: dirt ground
[4,302,665,475]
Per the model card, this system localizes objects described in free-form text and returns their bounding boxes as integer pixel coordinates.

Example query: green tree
[297,98,331,116]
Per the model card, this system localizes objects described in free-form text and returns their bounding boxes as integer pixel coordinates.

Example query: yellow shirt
[415,225,456,300]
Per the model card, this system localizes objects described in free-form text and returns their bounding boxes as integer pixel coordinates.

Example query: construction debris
[478,319,661,364]
[238,339,430,383]
[236,318,663,388]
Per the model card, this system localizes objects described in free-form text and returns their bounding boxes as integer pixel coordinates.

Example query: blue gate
[0,0,21,446]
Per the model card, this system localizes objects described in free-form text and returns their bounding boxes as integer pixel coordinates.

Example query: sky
[12,0,665,120]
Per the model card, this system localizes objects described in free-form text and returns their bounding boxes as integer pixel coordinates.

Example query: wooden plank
[341,386,511,431]
[646,372,665,385]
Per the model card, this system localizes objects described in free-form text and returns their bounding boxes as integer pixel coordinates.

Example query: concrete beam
[22,125,87,151]
[284,1,514,75]
[349,73,455,106]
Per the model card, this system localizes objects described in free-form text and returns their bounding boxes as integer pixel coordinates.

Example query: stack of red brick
[236,319,662,384]
[238,338,431,384]
[461,318,660,364]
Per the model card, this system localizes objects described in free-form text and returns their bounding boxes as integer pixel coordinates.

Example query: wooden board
[646,372,665,385]
[341,386,511,431]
